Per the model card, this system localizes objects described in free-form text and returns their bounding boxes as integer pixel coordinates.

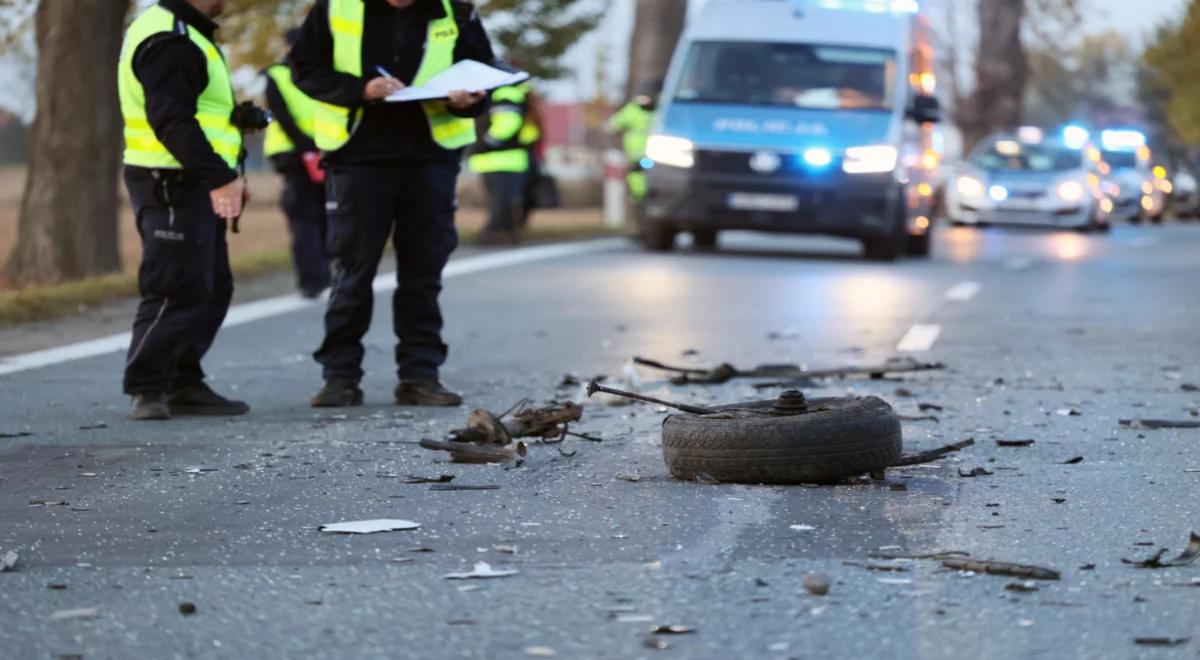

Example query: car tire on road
[906,229,932,257]
[862,235,903,261]
[692,230,718,251]
[639,222,678,252]
[661,396,902,484]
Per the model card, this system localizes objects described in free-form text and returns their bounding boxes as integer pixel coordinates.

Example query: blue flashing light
[803,147,834,169]
[639,158,655,170]
[1100,129,1146,151]
[1062,125,1089,150]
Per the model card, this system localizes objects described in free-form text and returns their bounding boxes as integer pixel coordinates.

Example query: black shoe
[167,383,250,416]
[395,379,463,407]
[312,379,364,408]
[130,393,171,421]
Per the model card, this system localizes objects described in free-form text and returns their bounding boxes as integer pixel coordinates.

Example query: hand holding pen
[364,65,405,101]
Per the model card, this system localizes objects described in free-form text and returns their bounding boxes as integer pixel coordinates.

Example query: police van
[640,0,941,260]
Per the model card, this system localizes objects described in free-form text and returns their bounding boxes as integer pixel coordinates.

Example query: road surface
[2,224,1199,659]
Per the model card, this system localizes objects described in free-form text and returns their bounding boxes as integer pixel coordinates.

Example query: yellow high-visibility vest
[468,83,536,174]
[118,4,242,169]
[263,64,320,157]
[313,0,476,152]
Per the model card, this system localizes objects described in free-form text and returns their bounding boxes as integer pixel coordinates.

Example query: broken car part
[419,438,527,465]
[1119,419,1200,430]
[941,558,1061,580]
[632,356,944,386]
[586,380,716,415]
[1122,532,1200,568]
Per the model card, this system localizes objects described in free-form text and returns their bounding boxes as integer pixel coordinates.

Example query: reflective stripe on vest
[263,64,320,157]
[467,149,530,173]
[118,4,242,169]
[314,0,476,152]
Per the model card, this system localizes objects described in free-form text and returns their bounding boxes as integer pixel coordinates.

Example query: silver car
[946,134,1112,232]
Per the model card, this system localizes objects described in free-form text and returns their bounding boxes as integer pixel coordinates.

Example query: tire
[661,396,902,484]
[639,222,677,252]
[691,229,718,250]
[906,228,932,257]
[862,236,902,261]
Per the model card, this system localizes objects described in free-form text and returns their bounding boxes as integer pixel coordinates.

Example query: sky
[544,0,1189,101]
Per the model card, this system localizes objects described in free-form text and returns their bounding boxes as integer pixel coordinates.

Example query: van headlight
[842,145,898,174]
[646,135,695,169]
[1056,180,1085,203]
[956,175,984,198]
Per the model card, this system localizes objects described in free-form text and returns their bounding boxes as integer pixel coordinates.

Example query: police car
[945,128,1112,233]
[640,0,942,260]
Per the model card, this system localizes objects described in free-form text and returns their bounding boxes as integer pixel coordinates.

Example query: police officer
[290,0,493,407]
[607,82,660,202]
[263,29,331,299]
[118,0,261,420]
[469,81,542,244]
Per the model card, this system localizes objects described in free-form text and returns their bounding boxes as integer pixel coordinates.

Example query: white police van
[640,0,942,260]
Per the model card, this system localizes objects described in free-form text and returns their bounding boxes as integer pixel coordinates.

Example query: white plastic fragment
[444,561,518,580]
[790,524,816,531]
[51,608,101,621]
[0,550,18,572]
[319,519,420,534]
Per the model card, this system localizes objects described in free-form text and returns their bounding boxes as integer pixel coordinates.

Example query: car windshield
[1101,150,1139,169]
[673,41,896,110]
[972,142,1081,172]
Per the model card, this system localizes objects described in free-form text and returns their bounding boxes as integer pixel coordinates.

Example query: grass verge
[0,225,629,327]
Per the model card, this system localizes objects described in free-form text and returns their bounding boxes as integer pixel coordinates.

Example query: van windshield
[673,41,896,110]
[973,142,1081,173]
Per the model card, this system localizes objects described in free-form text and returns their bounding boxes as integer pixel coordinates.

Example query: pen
[375,65,398,80]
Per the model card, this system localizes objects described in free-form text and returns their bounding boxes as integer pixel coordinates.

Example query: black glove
[231,101,272,131]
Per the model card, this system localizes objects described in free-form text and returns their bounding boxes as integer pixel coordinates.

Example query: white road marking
[1005,257,1034,271]
[896,324,942,353]
[945,281,981,302]
[0,238,624,376]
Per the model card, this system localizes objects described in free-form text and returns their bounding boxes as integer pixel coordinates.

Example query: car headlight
[956,175,984,198]
[843,145,897,174]
[1056,180,1084,203]
[646,134,695,169]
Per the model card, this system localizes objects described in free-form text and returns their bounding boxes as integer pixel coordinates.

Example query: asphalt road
[2,223,1199,659]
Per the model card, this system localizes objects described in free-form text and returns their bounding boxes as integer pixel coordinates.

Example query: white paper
[444,561,518,580]
[386,60,530,103]
[319,519,421,534]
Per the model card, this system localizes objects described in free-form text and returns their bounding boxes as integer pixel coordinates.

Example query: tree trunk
[625,0,687,101]
[5,0,128,286]
[954,0,1027,154]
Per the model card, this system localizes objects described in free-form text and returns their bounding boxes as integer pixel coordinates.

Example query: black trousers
[482,171,528,233]
[280,169,330,294]
[314,160,460,382]
[123,168,233,395]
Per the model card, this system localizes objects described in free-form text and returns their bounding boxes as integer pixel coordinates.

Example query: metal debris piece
[958,467,993,477]
[587,380,715,415]
[1060,456,1084,465]
[1120,419,1200,430]
[996,439,1035,447]
[892,439,975,467]
[429,484,499,491]
[444,562,518,580]
[1122,532,1200,568]
[419,438,527,465]
[51,608,101,621]
[403,475,455,484]
[842,560,910,573]
[868,550,969,561]
[942,558,1060,580]
[319,519,420,534]
[803,573,831,596]
[78,423,107,430]
[633,355,944,386]
[0,550,19,572]
[918,403,944,412]
[1005,581,1040,593]
[1134,638,1190,647]
[0,431,33,439]
[650,625,696,635]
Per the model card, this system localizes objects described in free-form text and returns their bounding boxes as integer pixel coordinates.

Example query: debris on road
[941,558,1061,580]
[178,602,197,616]
[803,573,831,596]
[50,607,101,621]
[996,439,1036,447]
[632,355,944,386]
[444,562,518,580]
[1060,456,1084,465]
[650,625,696,634]
[78,422,107,430]
[898,414,939,423]
[0,431,33,439]
[1,550,19,572]
[892,439,976,467]
[615,473,641,482]
[694,472,721,485]
[1005,581,1040,593]
[403,475,455,484]
[419,438,527,466]
[1120,419,1200,430]
[1055,408,1082,417]
[1181,383,1199,392]
[1121,532,1200,568]
[429,484,499,491]
[842,560,910,573]
[525,646,557,657]
[421,401,586,465]
[958,467,993,477]
[1134,638,1190,647]
[587,379,715,415]
[319,519,421,534]
[790,524,817,531]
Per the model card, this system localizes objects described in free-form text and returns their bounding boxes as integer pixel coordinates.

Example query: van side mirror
[908,94,941,124]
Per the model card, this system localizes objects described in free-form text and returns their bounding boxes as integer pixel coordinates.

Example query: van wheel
[691,230,718,250]
[906,227,932,257]
[639,222,677,252]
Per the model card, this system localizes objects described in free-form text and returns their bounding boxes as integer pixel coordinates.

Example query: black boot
[167,383,250,416]
[312,379,364,408]
[394,379,463,407]
[130,393,171,421]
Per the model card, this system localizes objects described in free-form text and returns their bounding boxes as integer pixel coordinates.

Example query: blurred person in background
[469,79,543,245]
[607,81,660,203]
[118,0,263,420]
[263,28,330,299]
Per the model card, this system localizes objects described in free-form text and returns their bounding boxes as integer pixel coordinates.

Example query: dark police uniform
[263,61,331,298]
[290,0,494,406]
[118,0,249,418]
